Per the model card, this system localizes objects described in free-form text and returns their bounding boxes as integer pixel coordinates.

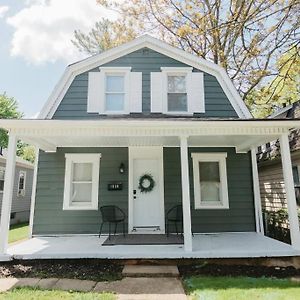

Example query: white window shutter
[129,72,142,113]
[87,72,104,113]
[151,72,164,113]
[187,72,205,113]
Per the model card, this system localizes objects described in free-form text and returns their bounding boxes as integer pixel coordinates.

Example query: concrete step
[122,265,179,277]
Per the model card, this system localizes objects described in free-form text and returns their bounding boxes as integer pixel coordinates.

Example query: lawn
[183,276,300,300]
[8,223,29,244]
[0,287,116,300]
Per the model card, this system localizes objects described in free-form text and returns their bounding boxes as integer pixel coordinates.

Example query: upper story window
[18,171,26,196]
[63,153,101,210]
[105,74,125,112]
[151,67,205,115]
[0,166,5,192]
[191,153,229,209]
[87,67,142,115]
[167,75,187,112]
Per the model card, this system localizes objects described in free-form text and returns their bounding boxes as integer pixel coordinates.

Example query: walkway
[0,276,187,300]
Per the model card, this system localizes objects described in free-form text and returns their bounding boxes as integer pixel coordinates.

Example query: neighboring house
[0,35,299,260]
[258,101,300,213]
[0,151,34,224]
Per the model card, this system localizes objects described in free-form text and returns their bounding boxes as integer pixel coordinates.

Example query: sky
[0,0,116,118]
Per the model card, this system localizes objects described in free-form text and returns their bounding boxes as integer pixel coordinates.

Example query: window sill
[63,205,98,211]
[195,203,229,210]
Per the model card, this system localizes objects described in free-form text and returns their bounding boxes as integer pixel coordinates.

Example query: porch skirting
[6,233,300,261]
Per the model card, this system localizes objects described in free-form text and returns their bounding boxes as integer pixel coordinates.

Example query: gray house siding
[32,147,255,235]
[52,48,238,119]
[164,147,256,233]
[0,162,34,225]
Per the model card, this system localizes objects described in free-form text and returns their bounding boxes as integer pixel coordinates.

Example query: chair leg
[114,222,118,235]
[175,221,178,235]
[123,221,125,237]
[108,222,111,240]
[99,222,104,238]
[166,220,169,237]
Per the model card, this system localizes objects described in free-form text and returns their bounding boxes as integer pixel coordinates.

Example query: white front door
[129,147,165,234]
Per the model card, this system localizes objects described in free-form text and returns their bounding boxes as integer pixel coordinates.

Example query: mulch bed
[179,263,300,279]
[0,259,123,282]
[1,259,300,281]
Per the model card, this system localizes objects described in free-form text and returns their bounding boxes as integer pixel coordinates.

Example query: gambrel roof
[38,35,252,119]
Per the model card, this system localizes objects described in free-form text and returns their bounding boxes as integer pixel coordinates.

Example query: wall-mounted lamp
[119,163,125,174]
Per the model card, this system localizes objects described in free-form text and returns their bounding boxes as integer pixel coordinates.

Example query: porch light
[119,163,125,174]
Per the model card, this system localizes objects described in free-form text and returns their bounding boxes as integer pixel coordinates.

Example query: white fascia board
[38,35,252,119]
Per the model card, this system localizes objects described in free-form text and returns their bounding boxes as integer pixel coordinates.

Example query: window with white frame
[63,154,101,210]
[0,166,5,192]
[167,75,187,112]
[191,153,229,209]
[105,74,125,112]
[18,171,26,196]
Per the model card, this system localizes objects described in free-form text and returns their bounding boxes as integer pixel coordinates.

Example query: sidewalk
[0,277,187,300]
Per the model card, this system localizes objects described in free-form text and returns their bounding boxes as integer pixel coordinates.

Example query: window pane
[106,75,124,93]
[168,76,186,93]
[0,180,4,191]
[71,182,92,203]
[106,94,124,111]
[73,163,92,182]
[199,162,221,202]
[168,93,187,111]
[19,175,24,190]
[201,182,220,202]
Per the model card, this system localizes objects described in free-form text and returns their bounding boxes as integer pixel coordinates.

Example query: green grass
[183,276,300,300]
[8,223,29,244]
[0,287,116,300]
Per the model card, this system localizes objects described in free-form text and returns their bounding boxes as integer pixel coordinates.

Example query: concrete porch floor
[3,232,300,261]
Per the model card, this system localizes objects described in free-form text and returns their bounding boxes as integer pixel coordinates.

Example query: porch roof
[0,118,299,152]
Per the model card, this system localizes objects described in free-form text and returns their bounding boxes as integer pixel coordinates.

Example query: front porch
[1,118,300,260]
[5,233,300,260]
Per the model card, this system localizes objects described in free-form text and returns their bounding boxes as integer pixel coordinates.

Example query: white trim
[29,147,39,238]
[191,152,229,209]
[0,134,17,254]
[17,170,26,197]
[128,146,165,234]
[63,153,101,211]
[279,133,300,250]
[38,35,251,119]
[180,136,193,251]
[250,148,264,234]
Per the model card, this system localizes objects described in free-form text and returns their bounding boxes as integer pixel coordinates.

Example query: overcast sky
[0,0,116,118]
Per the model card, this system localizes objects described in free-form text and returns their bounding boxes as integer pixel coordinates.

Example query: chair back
[100,205,125,222]
[167,204,183,221]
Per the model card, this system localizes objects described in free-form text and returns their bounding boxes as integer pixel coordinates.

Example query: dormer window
[167,75,187,112]
[105,75,125,112]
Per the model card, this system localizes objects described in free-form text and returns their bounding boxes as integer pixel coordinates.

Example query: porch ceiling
[0,119,298,152]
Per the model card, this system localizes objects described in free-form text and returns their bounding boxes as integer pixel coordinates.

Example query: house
[0,35,299,261]
[0,151,34,225]
[258,101,300,237]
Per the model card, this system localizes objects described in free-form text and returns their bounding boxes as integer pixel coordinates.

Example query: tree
[18,145,36,163]
[0,93,23,151]
[72,19,137,55]
[86,0,300,104]
[246,45,300,117]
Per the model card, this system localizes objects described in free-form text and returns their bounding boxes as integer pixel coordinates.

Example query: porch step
[122,265,179,277]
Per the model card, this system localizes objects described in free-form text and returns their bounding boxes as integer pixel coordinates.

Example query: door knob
[133,189,137,195]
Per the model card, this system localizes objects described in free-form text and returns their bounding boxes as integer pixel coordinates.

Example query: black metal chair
[99,205,126,239]
[166,204,183,236]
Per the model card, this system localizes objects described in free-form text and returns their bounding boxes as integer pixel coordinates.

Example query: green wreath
[138,173,155,193]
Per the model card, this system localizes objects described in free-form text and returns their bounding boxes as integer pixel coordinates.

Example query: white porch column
[0,133,17,254]
[251,148,264,234]
[180,136,193,252]
[279,133,300,249]
[29,146,39,238]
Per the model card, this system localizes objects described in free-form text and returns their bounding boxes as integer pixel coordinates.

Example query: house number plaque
[107,182,123,191]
